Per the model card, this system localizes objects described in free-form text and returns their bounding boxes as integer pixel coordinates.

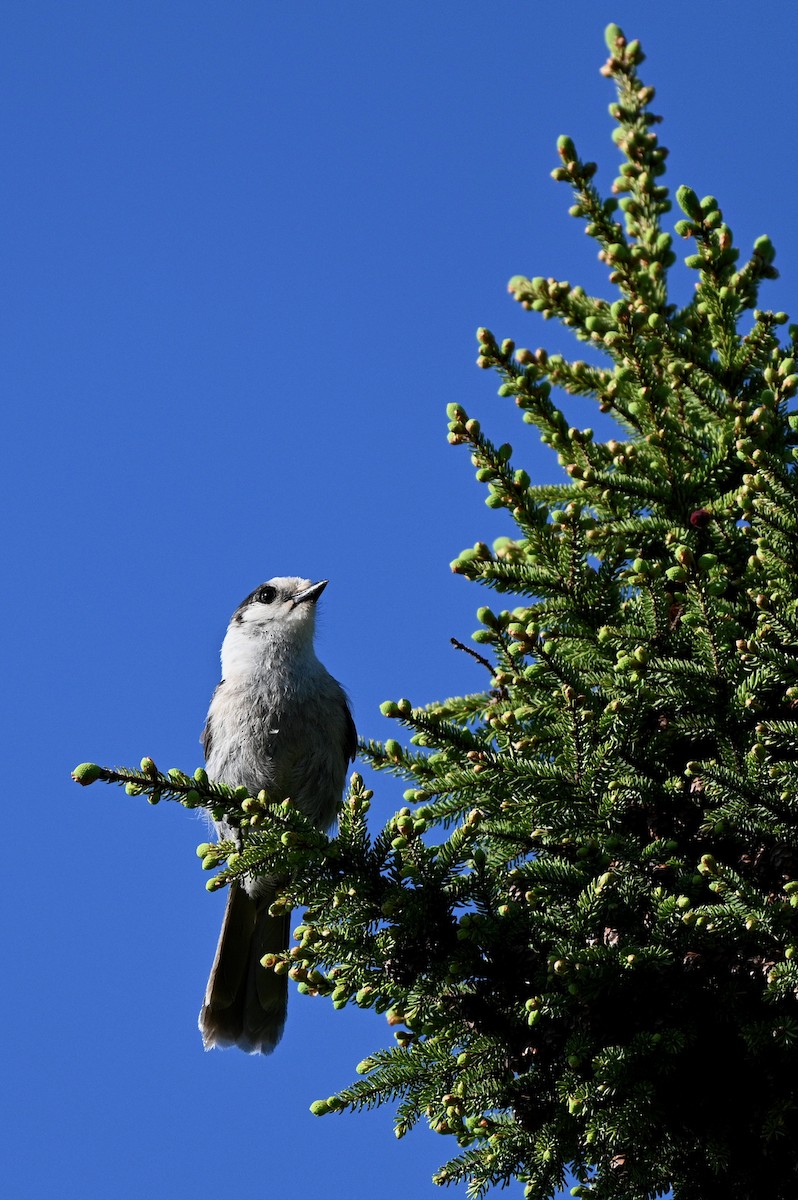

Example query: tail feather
[199,882,290,1055]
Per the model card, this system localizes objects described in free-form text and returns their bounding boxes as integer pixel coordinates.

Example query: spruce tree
[74,24,798,1200]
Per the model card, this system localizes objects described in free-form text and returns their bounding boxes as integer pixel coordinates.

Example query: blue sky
[6,3,798,1197]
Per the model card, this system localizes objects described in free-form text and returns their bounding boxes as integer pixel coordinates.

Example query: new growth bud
[604,23,624,52]
[72,763,102,785]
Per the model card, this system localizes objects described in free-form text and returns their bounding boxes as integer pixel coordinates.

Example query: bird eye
[257,585,277,605]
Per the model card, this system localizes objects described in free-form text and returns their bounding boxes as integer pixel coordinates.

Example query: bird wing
[341,694,357,763]
[200,682,223,760]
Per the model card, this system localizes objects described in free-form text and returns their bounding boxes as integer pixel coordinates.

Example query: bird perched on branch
[198,577,356,1054]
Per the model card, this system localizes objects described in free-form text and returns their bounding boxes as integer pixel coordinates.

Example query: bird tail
[198,882,290,1054]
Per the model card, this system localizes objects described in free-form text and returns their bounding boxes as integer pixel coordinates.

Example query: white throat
[220,621,318,683]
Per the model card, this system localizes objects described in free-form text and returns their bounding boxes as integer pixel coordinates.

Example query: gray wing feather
[341,695,357,762]
[201,682,222,760]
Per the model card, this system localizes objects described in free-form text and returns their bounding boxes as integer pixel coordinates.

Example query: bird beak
[291,579,328,607]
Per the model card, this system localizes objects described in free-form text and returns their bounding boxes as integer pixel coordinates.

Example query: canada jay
[198,577,356,1054]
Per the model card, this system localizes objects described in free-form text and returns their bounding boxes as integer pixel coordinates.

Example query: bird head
[220,577,327,678]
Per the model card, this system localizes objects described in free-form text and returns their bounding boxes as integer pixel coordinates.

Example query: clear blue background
[5,3,797,1197]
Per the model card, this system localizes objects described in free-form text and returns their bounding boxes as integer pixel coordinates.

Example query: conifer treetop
[75,24,798,1200]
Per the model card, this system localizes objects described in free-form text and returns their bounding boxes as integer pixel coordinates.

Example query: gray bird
[198,577,356,1054]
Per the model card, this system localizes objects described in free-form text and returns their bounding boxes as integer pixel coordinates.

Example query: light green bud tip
[676,185,702,221]
[309,1100,329,1116]
[72,762,102,785]
[604,23,623,51]
[557,135,576,163]
[380,700,400,718]
[196,842,213,858]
